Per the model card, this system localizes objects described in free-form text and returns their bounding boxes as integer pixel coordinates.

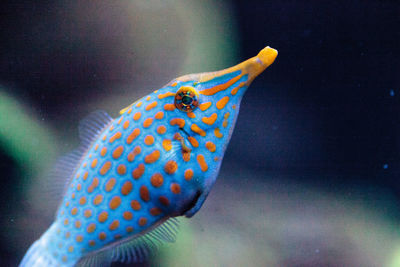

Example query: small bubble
[390,90,395,96]
[383,164,388,169]
[315,249,320,253]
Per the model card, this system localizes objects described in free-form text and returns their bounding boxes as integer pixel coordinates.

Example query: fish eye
[174,86,199,112]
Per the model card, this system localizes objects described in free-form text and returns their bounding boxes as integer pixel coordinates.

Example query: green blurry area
[1,0,399,266]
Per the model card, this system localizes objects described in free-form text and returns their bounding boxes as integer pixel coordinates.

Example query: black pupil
[182,95,193,105]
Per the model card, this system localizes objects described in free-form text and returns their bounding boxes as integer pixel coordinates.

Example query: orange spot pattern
[162,139,172,151]
[98,211,108,223]
[109,220,120,231]
[199,102,212,111]
[144,135,155,145]
[200,73,243,95]
[206,141,216,152]
[123,120,130,129]
[202,113,218,125]
[87,178,99,193]
[214,128,223,138]
[170,183,181,194]
[143,118,153,128]
[138,217,147,226]
[184,169,194,181]
[133,112,142,121]
[187,112,196,118]
[231,81,246,95]
[170,118,185,128]
[188,136,199,147]
[157,125,167,135]
[105,178,116,192]
[91,159,98,168]
[216,96,230,109]
[145,101,158,111]
[159,196,170,206]
[140,185,150,202]
[197,154,208,172]
[121,181,133,195]
[100,147,107,157]
[155,111,164,120]
[93,195,103,205]
[158,92,176,99]
[164,104,175,111]
[109,196,121,210]
[150,173,164,187]
[109,132,122,143]
[144,150,160,163]
[191,124,206,136]
[164,160,178,174]
[127,146,141,162]
[150,207,162,216]
[126,128,140,144]
[99,161,112,175]
[132,163,145,179]
[131,200,141,210]
[112,146,124,159]
[123,211,133,220]
[117,164,127,175]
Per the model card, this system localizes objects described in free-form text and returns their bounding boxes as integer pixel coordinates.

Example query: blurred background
[0,0,399,266]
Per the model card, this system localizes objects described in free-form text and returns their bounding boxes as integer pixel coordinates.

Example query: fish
[20,46,278,266]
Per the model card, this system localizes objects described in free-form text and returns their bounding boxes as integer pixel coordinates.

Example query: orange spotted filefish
[20,46,278,266]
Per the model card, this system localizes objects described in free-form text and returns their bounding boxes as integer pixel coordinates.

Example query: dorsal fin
[43,110,113,212]
[77,218,180,266]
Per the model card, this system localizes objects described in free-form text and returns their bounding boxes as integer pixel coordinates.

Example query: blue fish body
[20,46,277,266]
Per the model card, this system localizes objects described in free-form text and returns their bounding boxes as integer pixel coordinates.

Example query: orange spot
[109,132,122,143]
[173,132,183,140]
[89,240,95,246]
[128,146,141,161]
[99,232,106,240]
[150,173,164,187]
[164,104,175,111]
[76,235,83,242]
[84,209,92,218]
[99,161,112,175]
[162,139,172,151]
[100,147,107,157]
[68,245,74,252]
[231,81,246,95]
[127,108,132,114]
[109,220,119,231]
[191,124,206,136]
[164,161,178,174]
[138,217,147,226]
[214,156,219,161]
[64,219,69,225]
[155,111,164,120]
[170,118,185,128]
[83,162,87,167]
[187,112,196,118]
[144,150,160,163]
[93,195,103,205]
[224,112,230,119]
[157,125,167,135]
[121,181,133,195]
[65,232,71,238]
[126,226,134,233]
[171,81,178,87]
[109,196,121,210]
[150,207,162,216]
[187,136,199,147]
[105,178,116,192]
[223,120,228,128]
[83,171,88,180]
[62,256,67,262]
[184,169,194,181]
[117,117,123,124]
[136,101,143,107]
[87,177,99,193]
[94,144,99,151]
[112,146,124,159]
[117,164,127,175]
[159,196,170,206]
[216,96,230,109]
[123,120,130,129]
[109,125,114,131]
[91,158,98,168]
[87,223,96,233]
[126,128,140,144]
[132,163,145,179]
[79,196,87,205]
[158,92,176,99]
[140,185,150,202]
[232,104,237,109]
[131,200,141,210]
[143,118,153,128]
[77,184,82,191]
[145,101,158,111]
[170,183,181,194]
[146,96,151,101]
[114,234,122,240]
[205,141,216,152]
[200,73,243,95]
[182,150,191,162]
[214,128,223,138]
[197,154,208,172]
[133,112,141,121]
[202,113,218,125]
[123,211,133,220]
[199,102,212,111]
[102,135,107,141]
[144,135,155,145]
[98,211,108,223]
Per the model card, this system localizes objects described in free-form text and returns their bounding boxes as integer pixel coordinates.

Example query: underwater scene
[0,0,399,266]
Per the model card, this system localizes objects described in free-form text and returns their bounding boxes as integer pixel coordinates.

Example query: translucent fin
[77,218,180,266]
[19,239,60,267]
[44,111,113,211]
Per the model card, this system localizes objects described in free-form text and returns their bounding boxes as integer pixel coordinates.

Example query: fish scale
[20,46,278,267]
